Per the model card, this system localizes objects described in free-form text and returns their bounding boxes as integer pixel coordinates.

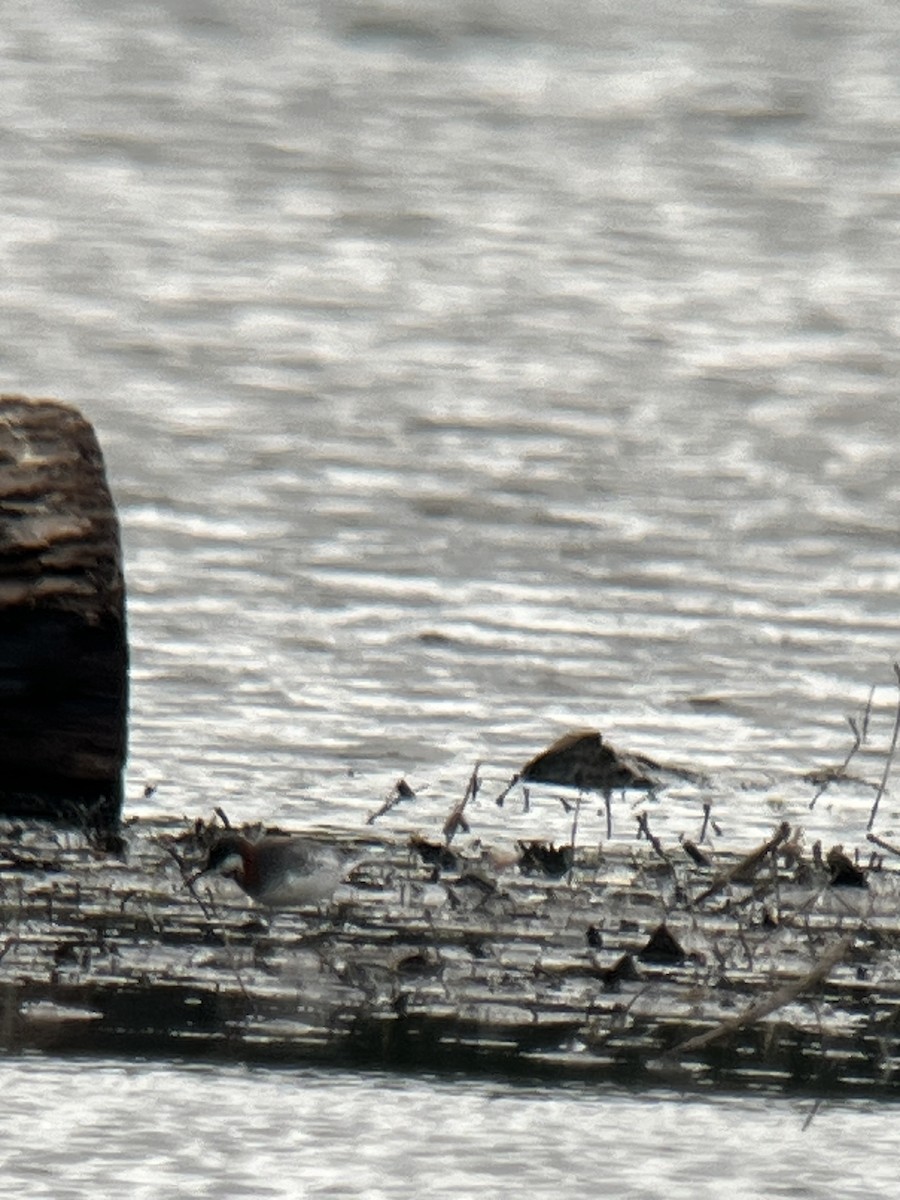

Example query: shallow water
[2,0,900,1192]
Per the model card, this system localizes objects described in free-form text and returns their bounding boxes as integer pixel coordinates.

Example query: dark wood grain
[0,395,127,827]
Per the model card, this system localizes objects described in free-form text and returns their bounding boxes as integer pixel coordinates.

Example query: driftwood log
[0,395,127,828]
[0,815,898,1097]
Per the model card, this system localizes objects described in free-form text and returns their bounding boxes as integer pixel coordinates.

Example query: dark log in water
[0,395,127,827]
[1,815,898,1097]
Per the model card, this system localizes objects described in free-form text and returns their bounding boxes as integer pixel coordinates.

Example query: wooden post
[0,395,127,828]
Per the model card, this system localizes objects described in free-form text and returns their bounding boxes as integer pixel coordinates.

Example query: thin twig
[159,840,217,922]
[809,685,874,810]
[494,773,521,807]
[366,778,417,826]
[567,794,583,885]
[681,838,711,868]
[444,762,480,843]
[662,935,852,1059]
[868,663,900,831]
[866,831,900,859]
[636,812,672,869]
[802,1099,824,1133]
[698,803,711,843]
[693,823,791,905]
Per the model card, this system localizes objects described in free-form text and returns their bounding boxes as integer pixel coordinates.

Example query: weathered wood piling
[0,395,127,828]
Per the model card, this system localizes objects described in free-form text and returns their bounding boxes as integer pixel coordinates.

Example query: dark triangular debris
[602,952,641,991]
[639,922,685,964]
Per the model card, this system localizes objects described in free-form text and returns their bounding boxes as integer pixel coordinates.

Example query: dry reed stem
[443,762,480,843]
[809,685,874,810]
[663,934,853,1059]
[636,812,673,869]
[366,778,417,826]
[867,663,900,832]
[693,823,791,904]
[866,831,900,859]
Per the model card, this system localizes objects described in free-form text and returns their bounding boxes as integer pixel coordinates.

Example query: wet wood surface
[1,814,898,1097]
[0,395,127,826]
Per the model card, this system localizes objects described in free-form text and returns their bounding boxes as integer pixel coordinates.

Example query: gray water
[0,1057,896,1200]
[2,0,900,1194]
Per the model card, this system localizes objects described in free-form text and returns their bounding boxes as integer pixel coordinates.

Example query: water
[2,0,900,1193]
[0,1057,896,1200]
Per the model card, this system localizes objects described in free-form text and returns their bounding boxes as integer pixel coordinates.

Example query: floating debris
[516,840,573,878]
[410,835,458,874]
[826,845,867,889]
[639,923,686,965]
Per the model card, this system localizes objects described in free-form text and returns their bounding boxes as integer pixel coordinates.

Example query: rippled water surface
[2,0,900,1192]
[2,1057,898,1200]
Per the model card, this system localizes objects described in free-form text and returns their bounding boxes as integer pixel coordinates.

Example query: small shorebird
[518,729,661,797]
[494,729,662,835]
[194,832,357,909]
